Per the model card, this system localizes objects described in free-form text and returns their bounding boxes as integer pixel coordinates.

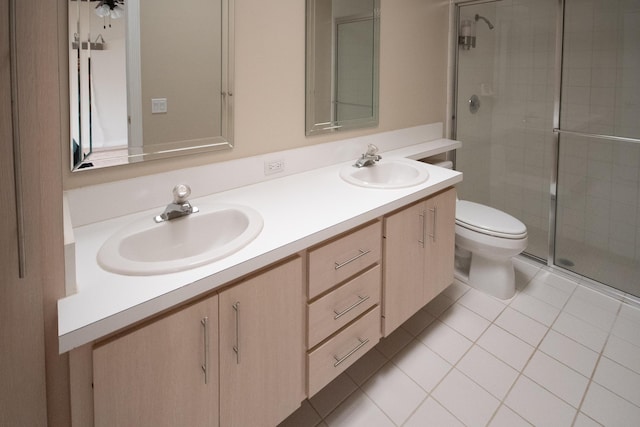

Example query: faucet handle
[365,144,379,156]
[172,184,191,203]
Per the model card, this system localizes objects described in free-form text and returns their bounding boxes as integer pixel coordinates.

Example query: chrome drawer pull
[233,302,240,364]
[334,249,371,270]
[201,317,209,384]
[333,295,370,320]
[333,337,370,367]
[418,211,426,248]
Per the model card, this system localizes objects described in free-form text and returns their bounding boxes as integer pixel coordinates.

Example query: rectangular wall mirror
[69,0,234,171]
[305,0,380,136]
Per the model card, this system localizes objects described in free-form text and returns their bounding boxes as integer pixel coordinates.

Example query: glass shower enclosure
[453,0,640,299]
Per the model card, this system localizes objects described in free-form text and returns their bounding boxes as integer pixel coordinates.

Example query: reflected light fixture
[95,0,124,28]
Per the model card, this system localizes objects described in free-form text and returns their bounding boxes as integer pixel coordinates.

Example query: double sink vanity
[60,127,462,426]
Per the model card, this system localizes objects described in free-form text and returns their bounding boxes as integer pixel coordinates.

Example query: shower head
[475,14,494,30]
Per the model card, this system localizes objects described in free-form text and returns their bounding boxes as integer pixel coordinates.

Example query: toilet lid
[456,200,527,239]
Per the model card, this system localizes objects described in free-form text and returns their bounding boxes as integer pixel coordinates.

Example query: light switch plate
[151,98,167,114]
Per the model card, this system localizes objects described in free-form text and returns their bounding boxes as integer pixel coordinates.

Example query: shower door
[454,0,558,261]
[454,0,640,298]
[554,0,640,297]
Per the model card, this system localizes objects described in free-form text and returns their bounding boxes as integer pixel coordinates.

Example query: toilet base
[455,250,516,300]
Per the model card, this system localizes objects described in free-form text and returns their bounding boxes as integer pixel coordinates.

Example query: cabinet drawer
[307,306,381,397]
[308,264,381,348]
[308,221,382,299]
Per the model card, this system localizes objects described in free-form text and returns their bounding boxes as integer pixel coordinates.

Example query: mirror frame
[70,0,235,171]
[305,0,380,136]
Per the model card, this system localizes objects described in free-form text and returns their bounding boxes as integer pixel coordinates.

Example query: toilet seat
[456,201,527,239]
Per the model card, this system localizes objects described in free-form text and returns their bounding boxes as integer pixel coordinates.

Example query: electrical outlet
[264,159,285,175]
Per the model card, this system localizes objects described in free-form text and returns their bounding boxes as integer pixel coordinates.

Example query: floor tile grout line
[364,329,485,427]
[503,276,639,424]
[449,272,575,426]
[506,280,594,422]
[343,332,437,427]
[483,281,561,426]
[356,385,399,427]
[381,311,467,425]
[498,272,640,424]
[304,264,640,427]
[427,284,522,426]
[387,281,488,426]
[370,337,436,426]
[441,266,613,425]
[571,329,615,427]
[585,345,640,411]
[381,323,473,426]
[315,356,393,426]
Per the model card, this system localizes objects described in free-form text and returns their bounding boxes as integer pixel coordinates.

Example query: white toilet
[454,200,528,299]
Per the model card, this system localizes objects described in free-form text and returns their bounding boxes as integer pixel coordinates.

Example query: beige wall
[311,0,333,123]
[140,0,222,148]
[63,0,450,189]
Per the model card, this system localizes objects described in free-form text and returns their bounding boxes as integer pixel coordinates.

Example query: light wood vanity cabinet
[306,221,383,396]
[92,257,303,427]
[93,296,219,427]
[84,187,458,426]
[383,188,456,336]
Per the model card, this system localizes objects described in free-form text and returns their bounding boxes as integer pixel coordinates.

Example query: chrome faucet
[354,144,382,168]
[154,184,199,223]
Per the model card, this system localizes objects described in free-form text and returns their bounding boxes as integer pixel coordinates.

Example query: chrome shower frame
[450,0,640,306]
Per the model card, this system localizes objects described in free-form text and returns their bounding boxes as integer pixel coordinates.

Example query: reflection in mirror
[306,0,379,135]
[69,0,234,171]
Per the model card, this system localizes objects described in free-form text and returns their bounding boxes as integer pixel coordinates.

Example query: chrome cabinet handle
[333,295,370,320]
[333,337,370,367]
[335,249,371,270]
[9,0,26,278]
[232,302,240,364]
[429,207,437,242]
[201,317,209,384]
[419,211,426,248]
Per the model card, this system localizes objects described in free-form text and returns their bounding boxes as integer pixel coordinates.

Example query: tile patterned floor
[279,256,640,427]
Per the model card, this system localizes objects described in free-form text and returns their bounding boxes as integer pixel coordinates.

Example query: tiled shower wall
[556,0,640,270]
[456,0,557,259]
[489,0,556,257]
[455,4,497,205]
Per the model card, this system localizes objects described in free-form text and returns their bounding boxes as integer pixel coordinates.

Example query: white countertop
[58,139,462,353]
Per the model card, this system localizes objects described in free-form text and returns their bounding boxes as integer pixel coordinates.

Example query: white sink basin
[97,203,263,276]
[339,158,429,189]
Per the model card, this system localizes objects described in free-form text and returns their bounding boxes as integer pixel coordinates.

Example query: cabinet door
[424,188,456,303]
[93,296,219,427]
[219,257,304,427]
[382,201,426,336]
